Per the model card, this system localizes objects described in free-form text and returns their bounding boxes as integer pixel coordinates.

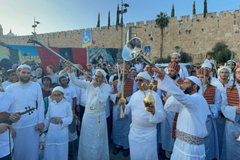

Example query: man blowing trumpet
[119,71,166,160]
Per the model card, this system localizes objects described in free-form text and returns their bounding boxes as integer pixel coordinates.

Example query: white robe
[110,80,137,148]
[43,99,73,160]
[124,89,166,160]
[158,75,209,160]
[68,72,110,160]
[220,84,240,160]
[5,82,44,160]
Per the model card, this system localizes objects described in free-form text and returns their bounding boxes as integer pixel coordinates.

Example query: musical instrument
[27,32,91,78]
[141,79,156,109]
[122,37,179,86]
[0,107,35,124]
[119,59,127,119]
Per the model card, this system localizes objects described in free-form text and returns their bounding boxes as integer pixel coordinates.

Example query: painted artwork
[0,44,87,74]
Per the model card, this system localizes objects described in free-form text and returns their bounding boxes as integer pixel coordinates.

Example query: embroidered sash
[226,85,239,106]
[203,84,216,104]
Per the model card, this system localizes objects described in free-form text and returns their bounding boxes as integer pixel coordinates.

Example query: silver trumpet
[122,37,179,86]
[27,32,92,78]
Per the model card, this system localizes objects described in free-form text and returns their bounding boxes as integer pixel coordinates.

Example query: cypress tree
[96,12,100,27]
[193,1,196,15]
[203,0,208,18]
[171,4,175,17]
[116,4,120,28]
[108,11,110,29]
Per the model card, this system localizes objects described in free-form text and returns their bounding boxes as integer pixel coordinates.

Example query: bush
[155,55,171,63]
[180,51,193,63]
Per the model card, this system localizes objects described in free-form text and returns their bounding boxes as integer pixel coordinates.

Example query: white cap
[218,66,231,75]
[137,72,151,81]
[186,76,201,88]
[130,67,136,70]
[17,64,31,70]
[52,86,64,94]
[172,52,181,57]
[96,69,107,77]
[201,62,212,69]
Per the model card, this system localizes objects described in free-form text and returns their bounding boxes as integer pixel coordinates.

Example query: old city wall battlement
[1,9,240,64]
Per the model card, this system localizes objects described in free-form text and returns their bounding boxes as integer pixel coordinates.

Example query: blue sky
[1,0,240,36]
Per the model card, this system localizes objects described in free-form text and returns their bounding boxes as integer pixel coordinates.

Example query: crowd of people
[0,51,240,160]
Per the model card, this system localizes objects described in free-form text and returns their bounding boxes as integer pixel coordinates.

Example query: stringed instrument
[0,107,35,124]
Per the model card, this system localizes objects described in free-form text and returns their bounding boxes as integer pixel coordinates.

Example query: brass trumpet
[27,32,92,78]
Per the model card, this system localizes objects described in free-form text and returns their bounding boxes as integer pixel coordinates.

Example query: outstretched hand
[152,68,166,81]
[65,60,73,73]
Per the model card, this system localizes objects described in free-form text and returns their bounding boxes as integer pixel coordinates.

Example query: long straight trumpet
[27,32,92,78]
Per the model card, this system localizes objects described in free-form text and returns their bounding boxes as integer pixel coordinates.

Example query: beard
[184,86,194,94]
[19,76,30,83]
[168,74,177,80]
[237,79,240,85]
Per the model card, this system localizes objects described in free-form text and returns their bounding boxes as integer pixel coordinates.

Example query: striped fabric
[203,84,216,104]
[171,78,184,139]
[226,85,239,106]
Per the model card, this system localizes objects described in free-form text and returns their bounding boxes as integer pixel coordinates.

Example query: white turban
[137,72,151,81]
[96,69,107,77]
[52,86,64,94]
[186,76,201,88]
[201,62,212,69]
[218,66,231,75]
[172,52,181,57]
[17,64,31,70]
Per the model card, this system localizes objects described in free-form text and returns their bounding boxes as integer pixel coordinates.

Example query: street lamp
[32,17,40,33]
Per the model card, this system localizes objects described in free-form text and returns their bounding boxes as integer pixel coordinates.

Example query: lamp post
[32,17,40,33]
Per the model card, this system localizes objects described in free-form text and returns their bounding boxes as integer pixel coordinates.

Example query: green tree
[108,11,110,29]
[155,12,170,58]
[155,55,171,63]
[207,41,235,64]
[180,51,193,63]
[171,4,175,17]
[203,0,208,18]
[96,12,100,27]
[116,4,120,29]
[193,1,196,15]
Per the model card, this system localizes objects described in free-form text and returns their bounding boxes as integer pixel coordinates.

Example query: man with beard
[110,64,137,157]
[212,66,233,157]
[197,68,221,160]
[118,71,166,160]
[66,60,111,160]
[226,60,236,81]
[220,64,240,160]
[164,52,189,80]
[201,62,218,85]
[160,63,184,160]
[5,64,45,160]
[2,69,17,90]
[155,67,209,160]
[109,66,119,85]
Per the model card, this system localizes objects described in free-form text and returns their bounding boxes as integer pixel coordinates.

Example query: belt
[132,117,156,128]
[176,129,204,145]
[50,117,62,124]
[85,105,105,136]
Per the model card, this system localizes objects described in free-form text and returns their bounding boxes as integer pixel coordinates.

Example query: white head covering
[227,60,236,64]
[186,76,201,88]
[52,86,64,94]
[17,64,31,70]
[130,67,136,70]
[137,72,151,81]
[172,52,181,57]
[96,69,107,77]
[218,66,231,75]
[201,62,212,69]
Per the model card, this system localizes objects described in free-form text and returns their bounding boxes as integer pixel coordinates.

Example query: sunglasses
[135,79,144,82]
[53,94,62,97]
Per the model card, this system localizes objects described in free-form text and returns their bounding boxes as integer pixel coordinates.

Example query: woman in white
[43,86,73,160]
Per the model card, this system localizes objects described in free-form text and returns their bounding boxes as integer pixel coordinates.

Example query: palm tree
[155,12,170,58]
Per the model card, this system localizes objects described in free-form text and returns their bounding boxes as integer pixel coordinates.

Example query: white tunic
[124,89,166,160]
[68,72,110,160]
[2,81,13,90]
[0,92,15,158]
[5,82,44,160]
[43,99,73,160]
[158,75,209,160]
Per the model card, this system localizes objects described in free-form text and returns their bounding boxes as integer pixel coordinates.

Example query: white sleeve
[68,72,88,89]
[164,96,180,112]
[93,85,111,103]
[37,84,45,123]
[60,103,73,129]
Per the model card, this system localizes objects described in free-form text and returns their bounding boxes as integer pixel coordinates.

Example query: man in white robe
[154,68,209,160]
[119,72,166,160]
[220,64,240,160]
[5,64,45,160]
[164,52,189,80]
[65,61,111,160]
[2,69,17,90]
[201,62,218,86]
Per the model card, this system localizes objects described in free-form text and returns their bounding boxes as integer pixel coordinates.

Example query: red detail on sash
[226,85,239,106]
[203,84,216,105]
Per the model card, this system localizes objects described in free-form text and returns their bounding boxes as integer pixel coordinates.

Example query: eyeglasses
[135,79,144,82]
[53,94,62,97]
